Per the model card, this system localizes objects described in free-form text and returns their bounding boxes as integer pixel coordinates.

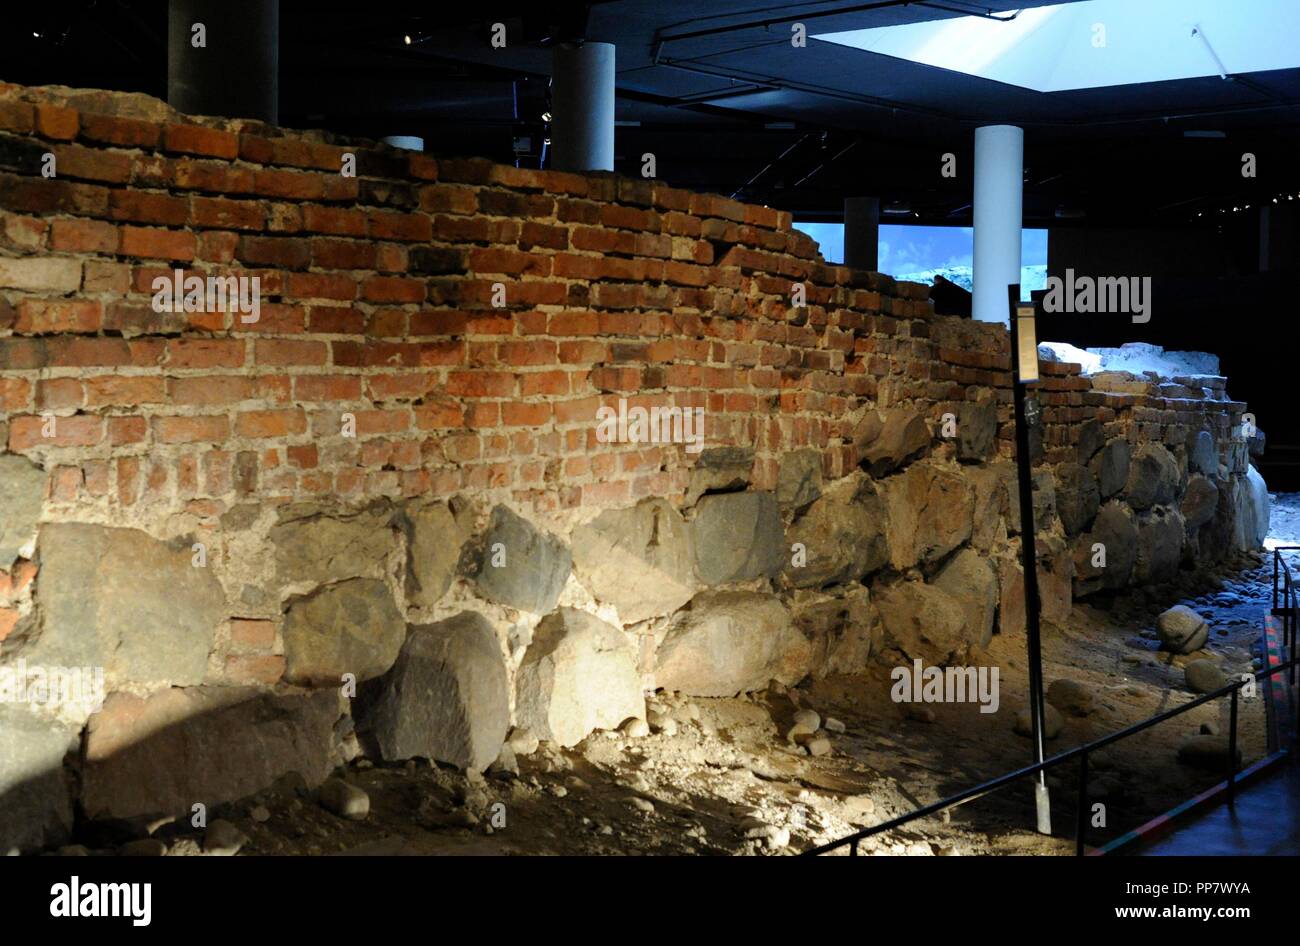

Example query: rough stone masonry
[0,81,1270,852]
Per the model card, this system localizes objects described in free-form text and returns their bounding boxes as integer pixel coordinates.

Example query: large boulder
[270,502,398,587]
[684,446,753,505]
[401,498,472,610]
[1184,659,1226,694]
[1072,501,1137,596]
[655,591,811,696]
[1235,465,1269,550]
[1014,703,1064,740]
[1077,418,1105,463]
[1124,444,1179,511]
[355,611,509,771]
[1047,679,1093,717]
[1156,605,1209,654]
[282,578,405,686]
[968,462,1012,551]
[875,581,968,665]
[1135,507,1185,584]
[572,499,696,624]
[1008,470,1057,535]
[466,505,572,614]
[996,555,1026,637]
[1055,463,1100,536]
[956,399,998,462]
[998,538,1073,632]
[881,463,973,570]
[30,523,224,687]
[1187,429,1218,478]
[791,585,882,677]
[515,608,643,747]
[931,549,998,648]
[777,449,823,511]
[1180,474,1219,531]
[691,491,784,585]
[81,687,339,822]
[1090,438,1131,499]
[0,704,76,853]
[784,474,888,589]
[0,455,46,570]
[855,408,931,476]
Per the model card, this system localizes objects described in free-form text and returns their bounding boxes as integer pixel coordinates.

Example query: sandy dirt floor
[135,497,1297,858]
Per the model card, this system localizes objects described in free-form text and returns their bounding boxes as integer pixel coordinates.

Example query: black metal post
[1075,750,1089,856]
[1007,284,1051,835]
[1272,550,1278,610]
[1227,686,1239,804]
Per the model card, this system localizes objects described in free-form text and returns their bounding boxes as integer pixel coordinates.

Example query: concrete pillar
[551,42,615,173]
[168,0,279,124]
[972,125,1024,324]
[381,136,425,152]
[843,197,880,271]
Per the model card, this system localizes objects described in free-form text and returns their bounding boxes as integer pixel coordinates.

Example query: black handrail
[805,548,1300,857]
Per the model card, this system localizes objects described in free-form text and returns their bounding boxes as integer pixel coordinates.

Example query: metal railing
[1273,545,1300,687]
[805,548,1300,856]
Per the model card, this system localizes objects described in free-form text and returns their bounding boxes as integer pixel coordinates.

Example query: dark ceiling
[4,0,1300,228]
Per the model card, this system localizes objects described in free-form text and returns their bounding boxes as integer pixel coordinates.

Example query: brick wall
[0,82,1251,531]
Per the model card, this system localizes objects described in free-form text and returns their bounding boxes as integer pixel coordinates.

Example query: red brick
[501,402,552,426]
[34,378,84,410]
[15,299,101,334]
[166,338,246,369]
[120,226,196,260]
[286,444,319,469]
[154,415,230,444]
[445,371,515,398]
[294,375,361,400]
[224,653,286,684]
[237,235,310,269]
[255,338,327,366]
[49,218,119,254]
[110,190,189,226]
[286,272,356,301]
[360,276,426,303]
[253,168,325,201]
[303,204,367,236]
[163,123,239,158]
[167,375,255,405]
[8,414,103,450]
[36,105,79,140]
[0,102,34,134]
[80,113,160,148]
[0,378,31,410]
[236,409,307,438]
[84,375,165,407]
[499,340,557,366]
[191,196,265,230]
[369,211,432,242]
[173,159,255,194]
[49,465,82,502]
[310,238,376,269]
[229,618,276,651]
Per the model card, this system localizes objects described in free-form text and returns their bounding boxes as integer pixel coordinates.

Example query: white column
[551,42,615,173]
[843,197,879,271]
[972,124,1024,324]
